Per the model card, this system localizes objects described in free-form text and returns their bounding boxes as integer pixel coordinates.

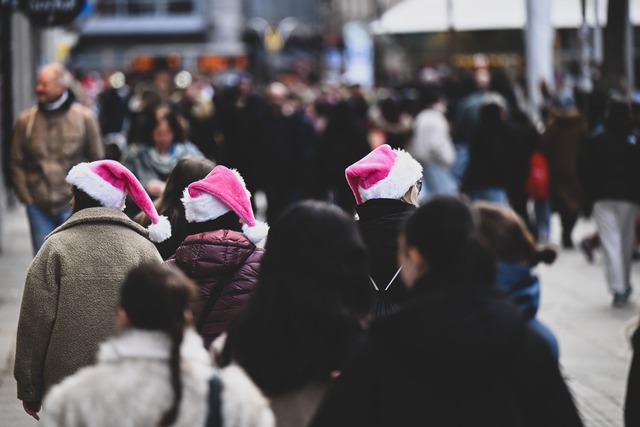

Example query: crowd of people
[8,61,640,425]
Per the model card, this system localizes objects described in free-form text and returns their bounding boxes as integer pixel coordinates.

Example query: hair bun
[533,246,557,266]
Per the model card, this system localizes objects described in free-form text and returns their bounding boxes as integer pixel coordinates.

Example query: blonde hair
[400,184,419,207]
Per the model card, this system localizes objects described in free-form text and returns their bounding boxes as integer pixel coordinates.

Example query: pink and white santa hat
[66,160,172,243]
[345,144,423,205]
[181,165,269,244]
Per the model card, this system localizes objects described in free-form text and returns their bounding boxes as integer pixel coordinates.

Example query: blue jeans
[534,200,551,243]
[26,204,71,255]
[452,143,469,181]
[419,163,459,203]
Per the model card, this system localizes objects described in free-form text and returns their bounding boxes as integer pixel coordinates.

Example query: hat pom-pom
[242,221,269,245]
[148,215,172,243]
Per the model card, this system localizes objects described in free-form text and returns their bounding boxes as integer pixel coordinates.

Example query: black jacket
[626,325,640,426]
[310,277,583,427]
[356,199,416,315]
[578,128,640,205]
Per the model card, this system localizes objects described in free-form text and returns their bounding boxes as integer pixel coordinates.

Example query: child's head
[118,263,196,332]
[118,264,197,426]
[474,202,556,267]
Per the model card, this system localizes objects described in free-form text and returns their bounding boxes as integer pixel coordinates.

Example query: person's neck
[41,90,69,111]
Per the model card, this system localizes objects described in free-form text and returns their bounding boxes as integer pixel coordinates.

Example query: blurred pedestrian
[261,82,317,224]
[10,63,104,254]
[135,156,215,259]
[216,201,372,427]
[508,109,541,229]
[540,95,588,248]
[578,97,640,307]
[14,160,170,420]
[122,108,203,204]
[345,144,422,316]
[217,72,267,200]
[166,166,268,348]
[42,264,274,427]
[310,196,583,427]
[368,92,413,150]
[407,84,458,200]
[475,201,560,359]
[316,100,371,213]
[462,102,512,204]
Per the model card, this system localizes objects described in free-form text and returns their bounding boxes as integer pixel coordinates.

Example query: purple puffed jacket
[166,229,263,349]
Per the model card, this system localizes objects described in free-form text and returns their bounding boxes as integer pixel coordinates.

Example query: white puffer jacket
[42,328,274,427]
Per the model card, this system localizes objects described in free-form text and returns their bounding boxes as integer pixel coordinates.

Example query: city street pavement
[0,204,638,426]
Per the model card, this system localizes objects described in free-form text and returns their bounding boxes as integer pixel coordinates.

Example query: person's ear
[408,247,428,274]
[116,307,131,331]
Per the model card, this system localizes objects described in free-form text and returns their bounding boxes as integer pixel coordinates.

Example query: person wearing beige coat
[14,207,162,416]
[10,63,103,254]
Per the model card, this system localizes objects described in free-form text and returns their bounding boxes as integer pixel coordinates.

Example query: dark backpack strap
[205,374,223,427]
[197,248,255,333]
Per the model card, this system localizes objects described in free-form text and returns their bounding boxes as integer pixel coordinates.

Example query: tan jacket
[10,103,103,214]
[14,208,162,401]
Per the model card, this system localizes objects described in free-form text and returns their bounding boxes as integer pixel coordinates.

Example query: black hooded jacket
[310,276,583,427]
[356,199,416,314]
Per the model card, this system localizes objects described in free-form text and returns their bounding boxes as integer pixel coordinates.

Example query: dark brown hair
[119,264,197,426]
[71,186,103,213]
[474,202,556,267]
[136,156,215,227]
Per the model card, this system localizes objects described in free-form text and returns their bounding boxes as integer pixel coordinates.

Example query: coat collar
[356,198,415,222]
[98,328,210,365]
[49,207,149,239]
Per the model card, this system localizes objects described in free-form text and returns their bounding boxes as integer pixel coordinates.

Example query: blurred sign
[343,21,374,89]
[264,28,284,52]
[19,0,86,27]
[131,55,182,72]
[198,55,249,72]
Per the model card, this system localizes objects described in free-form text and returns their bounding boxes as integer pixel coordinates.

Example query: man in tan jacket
[11,63,103,254]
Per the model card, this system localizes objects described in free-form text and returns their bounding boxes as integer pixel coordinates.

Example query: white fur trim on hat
[358,149,423,203]
[66,163,126,209]
[148,215,172,243]
[242,221,269,245]
[182,188,231,223]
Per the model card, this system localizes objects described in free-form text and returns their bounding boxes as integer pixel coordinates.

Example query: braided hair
[119,264,197,426]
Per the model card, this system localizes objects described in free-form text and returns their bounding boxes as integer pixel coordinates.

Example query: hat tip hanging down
[66,160,173,243]
[148,215,172,243]
[242,221,269,245]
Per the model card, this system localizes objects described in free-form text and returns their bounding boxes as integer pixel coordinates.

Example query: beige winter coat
[10,103,103,214]
[14,207,162,401]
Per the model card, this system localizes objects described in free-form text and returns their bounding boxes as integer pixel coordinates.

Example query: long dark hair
[136,156,215,227]
[402,196,496,288]
[119,264,197,426]
[220,201,372,395]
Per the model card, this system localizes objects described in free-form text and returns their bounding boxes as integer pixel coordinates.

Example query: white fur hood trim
[98,328,210,365]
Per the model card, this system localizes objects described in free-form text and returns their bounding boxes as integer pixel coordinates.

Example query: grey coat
[14,207,162,401]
